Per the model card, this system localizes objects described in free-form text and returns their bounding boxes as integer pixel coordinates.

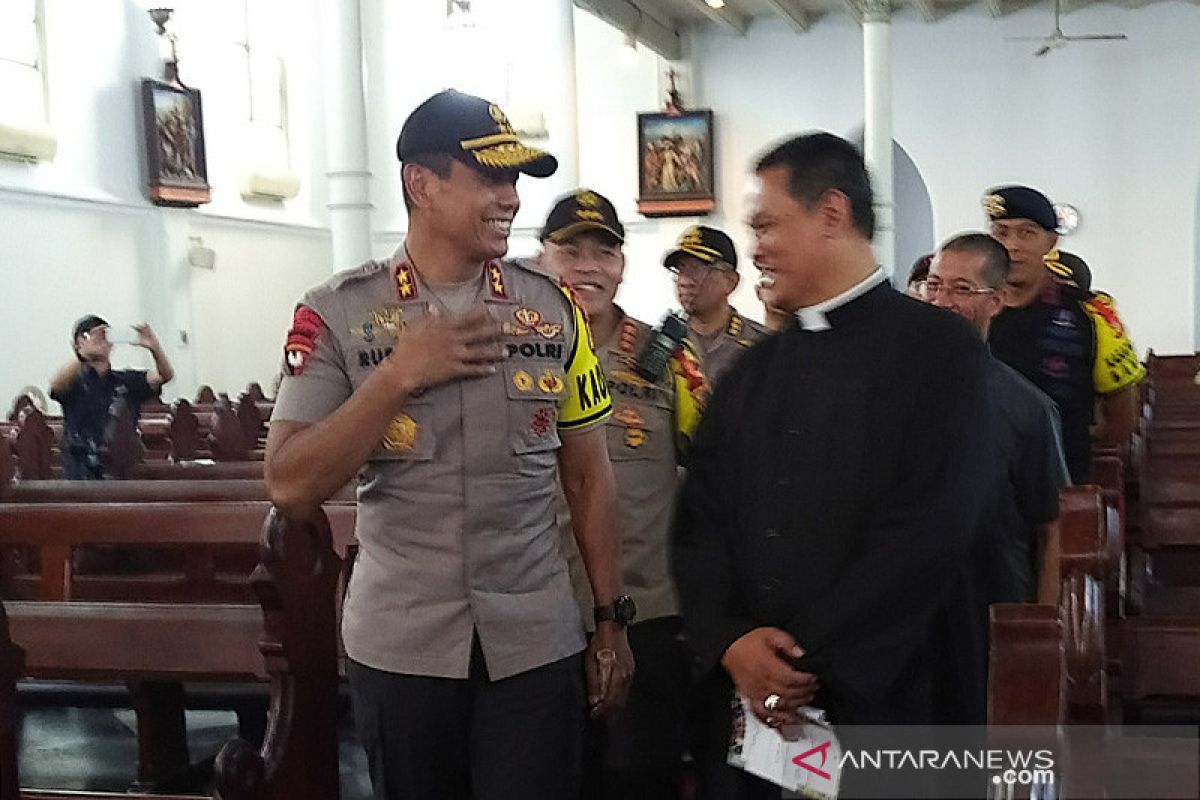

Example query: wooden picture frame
[637,109,715,218]
[140,78,211,207]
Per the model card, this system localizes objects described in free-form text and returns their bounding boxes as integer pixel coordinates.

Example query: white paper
[728,696,843,799]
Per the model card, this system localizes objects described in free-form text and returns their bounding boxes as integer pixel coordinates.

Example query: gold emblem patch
[381,413,417,453]
[513,370,534,392]
[614,407,645,428]
[351,306,404,342]
[576,190,600,208]
[982,194,1006,218]
[624,428,646,449]
[538,369,564,394]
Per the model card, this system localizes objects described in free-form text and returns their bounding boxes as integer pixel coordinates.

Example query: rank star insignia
[488,263,508,299]
[538,369,564,394]
[531,407,554,437]
[396,263,419,301]
[381,413,417,452]
[513,370,534,392]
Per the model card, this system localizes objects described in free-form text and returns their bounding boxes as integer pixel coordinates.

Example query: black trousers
[348,640,585,800]
[582,616,689,800]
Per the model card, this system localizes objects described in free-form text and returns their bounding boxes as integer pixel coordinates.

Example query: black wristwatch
[594,595,637,627]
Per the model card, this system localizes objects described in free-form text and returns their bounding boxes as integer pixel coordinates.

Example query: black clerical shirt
[673,281,995,727]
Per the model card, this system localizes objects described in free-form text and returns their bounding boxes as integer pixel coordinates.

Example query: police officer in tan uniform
[666,225,770,388]
[265,90,633,800]
[538,189,706,799]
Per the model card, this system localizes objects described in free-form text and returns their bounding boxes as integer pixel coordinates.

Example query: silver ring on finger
[764,693,781,711]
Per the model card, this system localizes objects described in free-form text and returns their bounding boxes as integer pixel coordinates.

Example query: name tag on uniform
[729,695,843,799]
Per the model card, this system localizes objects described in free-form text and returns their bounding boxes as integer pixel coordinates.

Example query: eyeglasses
[916,281,995,300]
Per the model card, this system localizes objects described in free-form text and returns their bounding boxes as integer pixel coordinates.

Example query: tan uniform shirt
[273,255,611,680]
[690,307,770,389]
[560,312,706,627]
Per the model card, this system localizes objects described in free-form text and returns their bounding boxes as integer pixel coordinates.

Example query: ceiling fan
[1007,0,1128,57]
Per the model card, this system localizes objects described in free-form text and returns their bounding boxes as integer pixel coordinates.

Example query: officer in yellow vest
[666,225,771,388]
[984,185,1144,482]
[538,188,707,799]
[266,90,632,800]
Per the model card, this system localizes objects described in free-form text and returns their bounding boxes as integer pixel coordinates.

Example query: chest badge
[538,369,564,394]
[381,413,418,453]
[352,306,405,342]
[513,370,534,392]
[530,407,555,437]
[506,307,564,339]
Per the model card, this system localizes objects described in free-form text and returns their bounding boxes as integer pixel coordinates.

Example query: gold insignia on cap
[679,226,703,248]
[982,194,1006,218]
[576,190,600,208]
[381,413,417,452]
[575,209,604,222]
[489,104,516,136]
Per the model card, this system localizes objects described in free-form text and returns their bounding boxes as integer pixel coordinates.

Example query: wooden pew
[0,508,344,800]
[988,485,1110,726]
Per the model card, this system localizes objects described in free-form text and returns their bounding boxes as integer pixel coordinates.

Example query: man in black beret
[984,184,1144,482]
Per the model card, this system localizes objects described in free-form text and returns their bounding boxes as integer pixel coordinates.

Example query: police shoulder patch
[284,304,327,376]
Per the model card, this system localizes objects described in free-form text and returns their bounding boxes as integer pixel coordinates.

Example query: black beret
[982,185,1058,232]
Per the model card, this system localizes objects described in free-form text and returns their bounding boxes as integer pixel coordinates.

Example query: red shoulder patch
[671,345,707,393]
[1083,294,1124,336]
[284,305,327,376]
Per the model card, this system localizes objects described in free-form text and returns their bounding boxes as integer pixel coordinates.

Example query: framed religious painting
[140,78,211,207]
[636,109,715,217]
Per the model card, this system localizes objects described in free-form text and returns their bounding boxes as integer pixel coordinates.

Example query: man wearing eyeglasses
[921,234,1070,604]
[666,226,770,388]
[983,185,1144,482]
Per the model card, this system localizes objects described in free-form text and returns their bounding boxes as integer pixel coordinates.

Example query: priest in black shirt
[674,134,994,798]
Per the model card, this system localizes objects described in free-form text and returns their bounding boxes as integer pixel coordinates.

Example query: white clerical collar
[794,268,888,332]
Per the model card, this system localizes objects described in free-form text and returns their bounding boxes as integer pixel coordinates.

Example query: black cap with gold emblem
[982,185,1058,232]
[396,89,557,178]
[663,225,738,272]
[540,189,624,244]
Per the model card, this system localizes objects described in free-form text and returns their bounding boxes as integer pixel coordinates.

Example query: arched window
[230,0,289,168]
[0,0,49,128]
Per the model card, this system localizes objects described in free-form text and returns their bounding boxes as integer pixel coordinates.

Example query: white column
[320,0,373,271]
[862,0,895,276]
[537,0,580,188]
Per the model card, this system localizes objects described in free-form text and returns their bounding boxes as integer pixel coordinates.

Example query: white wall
[680,3,1200,354]
[0,0,332,411]
[4,0,1199,417]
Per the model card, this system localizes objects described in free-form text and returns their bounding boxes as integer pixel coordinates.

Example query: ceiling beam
[681,0,750,35]
[840,0,864,24]
[573,0,683,60]
[910,0,938,23]
[762,0,811,32]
